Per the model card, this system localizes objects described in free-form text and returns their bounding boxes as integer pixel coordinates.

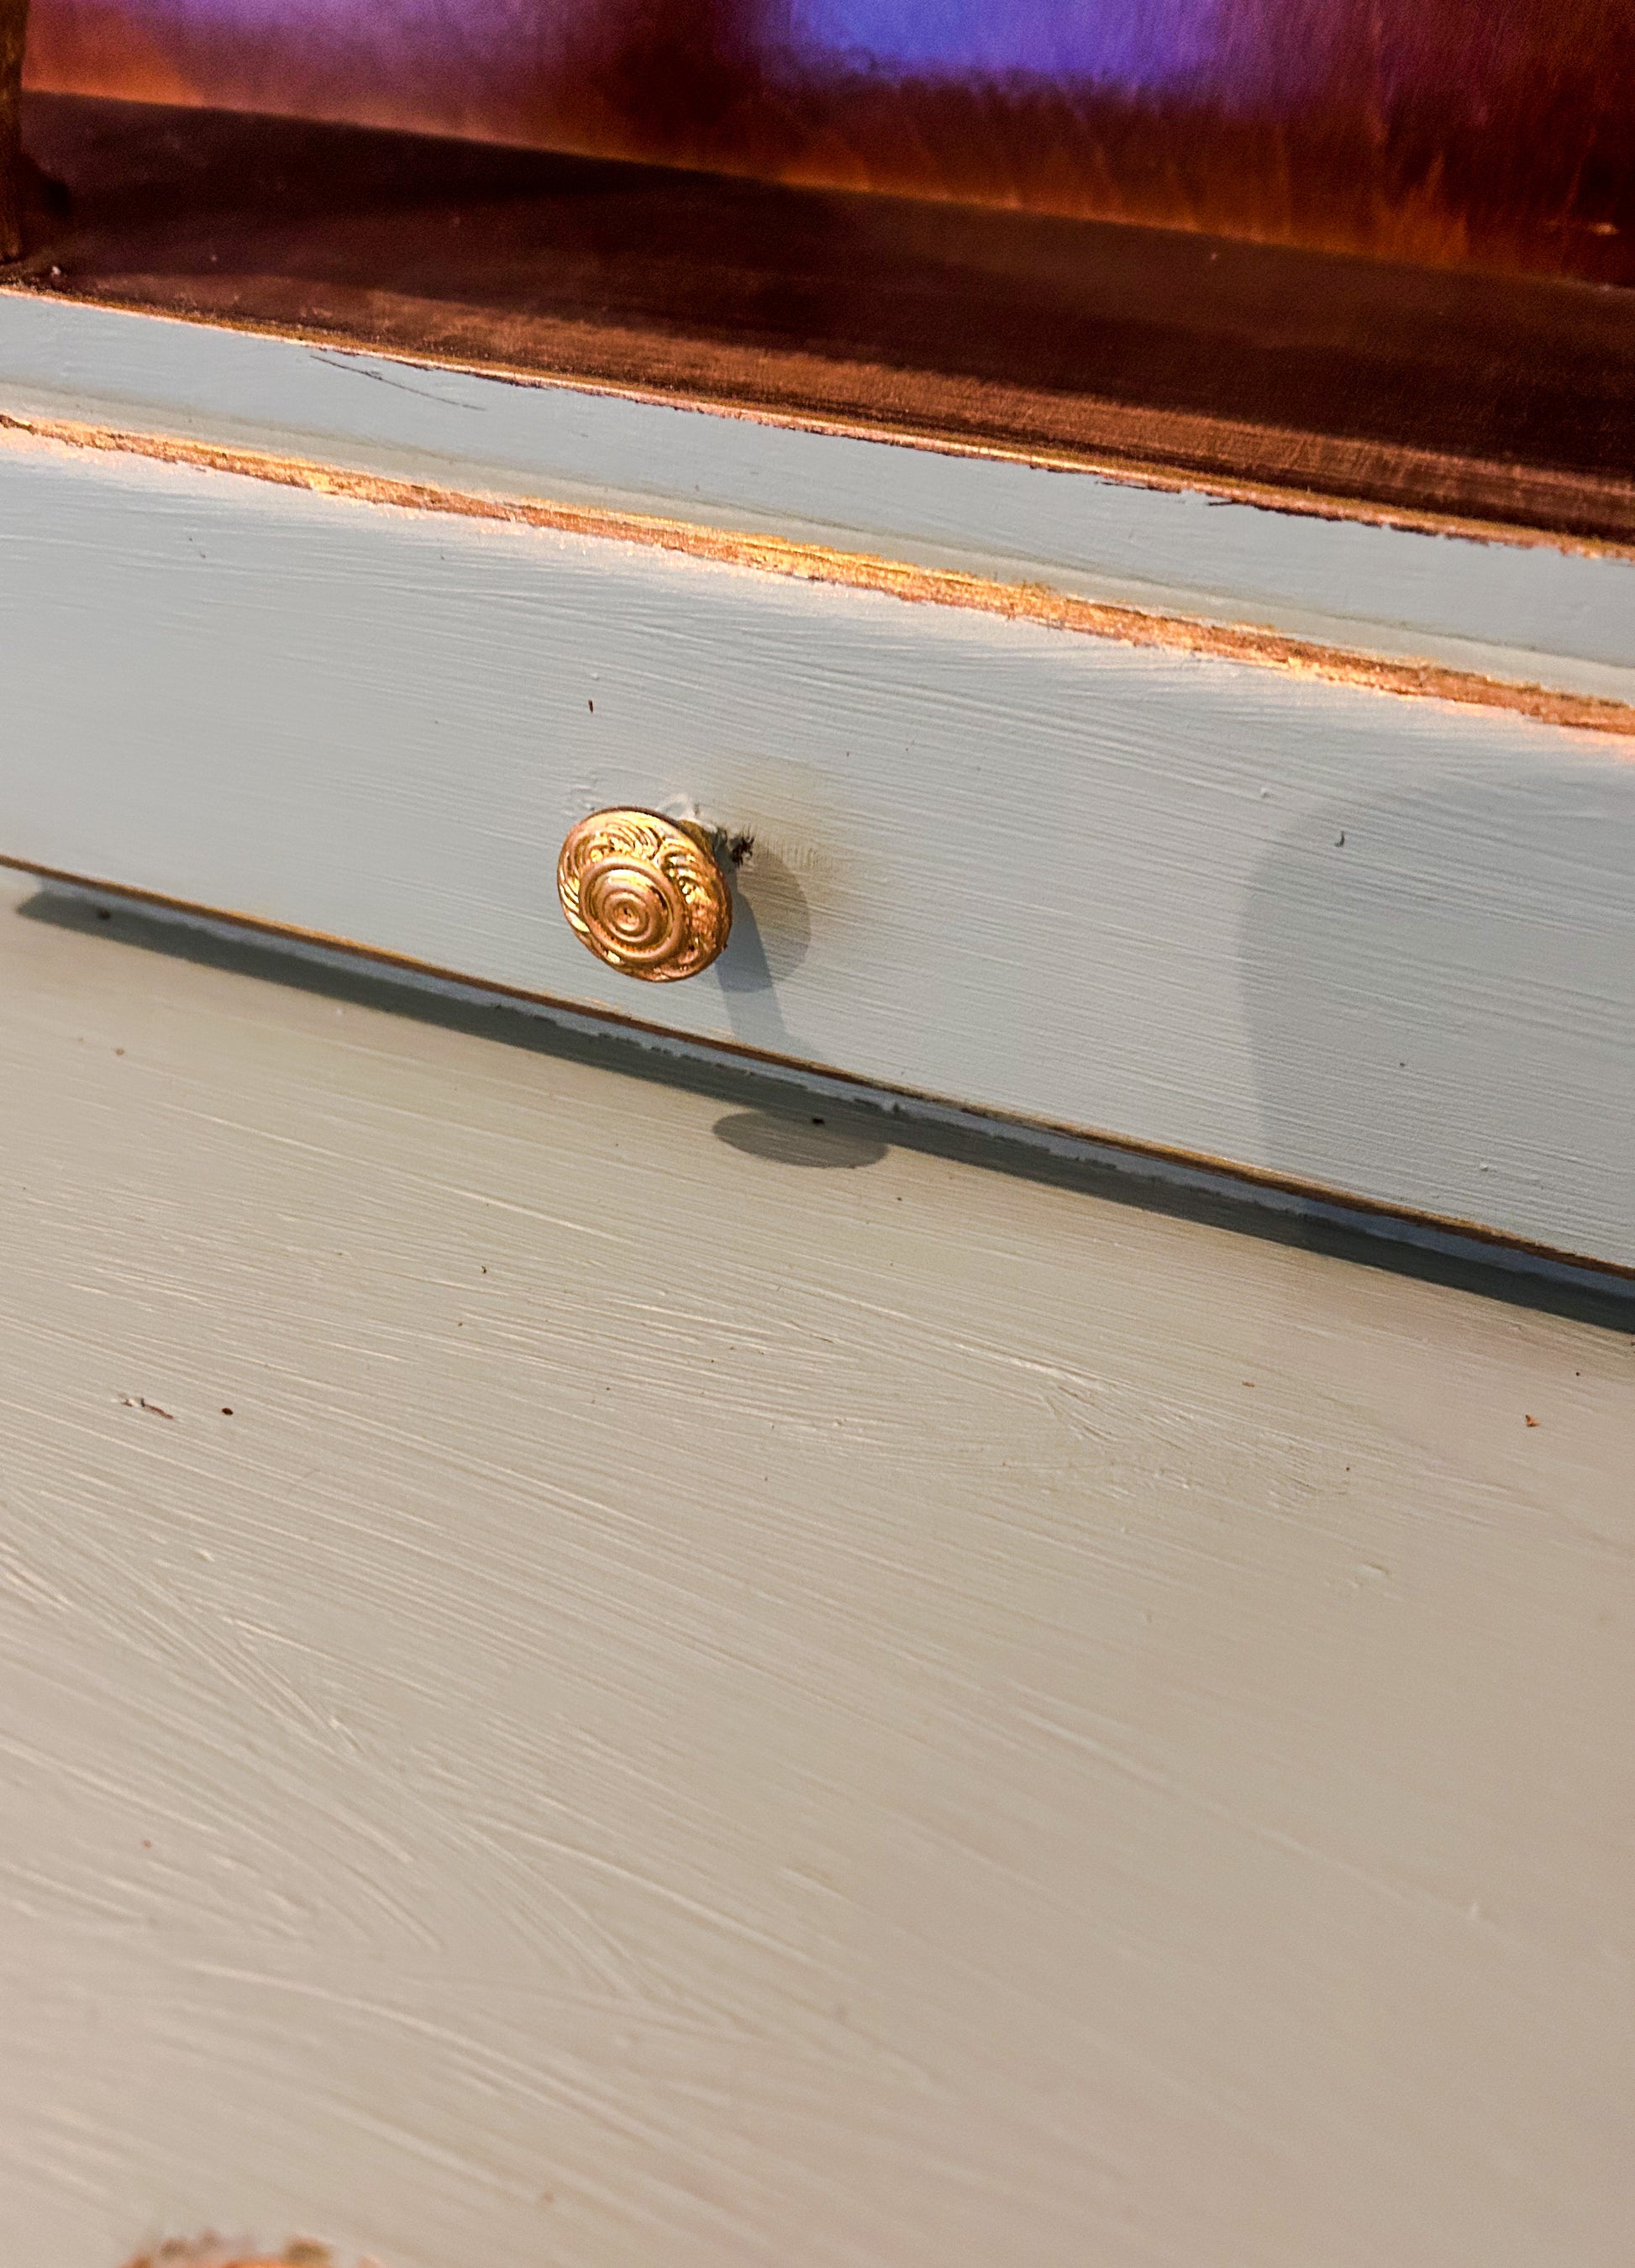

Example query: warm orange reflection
[21,0,1635,281]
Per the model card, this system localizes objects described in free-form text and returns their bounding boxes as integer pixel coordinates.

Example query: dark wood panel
[19,0,1635,285]
[8,94,1635,542]
[0,0,24,259]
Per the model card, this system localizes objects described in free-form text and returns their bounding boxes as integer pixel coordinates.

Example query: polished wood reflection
[0,0,25,257]
[18,0,1635,283]
[12,94,1635,545]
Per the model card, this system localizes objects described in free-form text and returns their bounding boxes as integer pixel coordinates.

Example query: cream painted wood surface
[4,292,1635,702]
[3,424,1634,1269]
[3,871,1633,2268]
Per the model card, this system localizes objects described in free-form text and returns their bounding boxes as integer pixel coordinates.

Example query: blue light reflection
[783,0,1255,97]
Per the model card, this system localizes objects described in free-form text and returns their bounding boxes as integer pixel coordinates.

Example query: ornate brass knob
[557,808,733,982]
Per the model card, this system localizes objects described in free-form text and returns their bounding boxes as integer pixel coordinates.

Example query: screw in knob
[557,808,733,982]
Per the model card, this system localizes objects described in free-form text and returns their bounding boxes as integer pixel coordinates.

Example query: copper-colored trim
[5,411,1633,739]
[7,852,1632,1290]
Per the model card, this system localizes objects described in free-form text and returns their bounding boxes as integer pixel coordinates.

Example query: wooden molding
[8,408,1635,739]
[9,93,1635,545]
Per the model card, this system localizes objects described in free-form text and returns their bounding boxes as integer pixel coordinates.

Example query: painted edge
[8,855,1633,1297]
[8,282,1635,566]
[7,411,1635,739]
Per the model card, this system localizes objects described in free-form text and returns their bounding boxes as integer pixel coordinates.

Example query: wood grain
[2,867,1632,2268]
[0,0,25,260]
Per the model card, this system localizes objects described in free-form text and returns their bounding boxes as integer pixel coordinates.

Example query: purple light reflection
[26,0,1337,120]
[781,0,1255,98]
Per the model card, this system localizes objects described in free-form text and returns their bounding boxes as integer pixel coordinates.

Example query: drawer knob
[557,808,733,982]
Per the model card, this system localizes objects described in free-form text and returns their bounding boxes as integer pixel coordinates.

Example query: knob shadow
[712,1109,887,1168]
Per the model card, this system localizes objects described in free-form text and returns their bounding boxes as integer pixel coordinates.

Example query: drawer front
[3,426,1633,1270]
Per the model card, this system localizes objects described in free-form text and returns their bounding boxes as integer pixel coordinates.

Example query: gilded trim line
[5,410,1634,739]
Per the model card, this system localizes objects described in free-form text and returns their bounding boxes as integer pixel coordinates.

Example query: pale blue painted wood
[6,860,1632,2268]
[3,433,1631,1265]
[3,291,1633,701]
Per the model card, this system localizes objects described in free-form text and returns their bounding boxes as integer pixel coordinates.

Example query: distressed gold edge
[5,850,1633,1291]
[8,279,1635,566]
[13,405,1635,729]
[5,408,1635,739]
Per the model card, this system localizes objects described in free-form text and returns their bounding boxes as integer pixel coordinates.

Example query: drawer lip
[6,401,1635,732]
[7,287,1635,710]
[8,853,1635,1302]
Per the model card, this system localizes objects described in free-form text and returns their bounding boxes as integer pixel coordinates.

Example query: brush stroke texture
[2,869,1633,2268]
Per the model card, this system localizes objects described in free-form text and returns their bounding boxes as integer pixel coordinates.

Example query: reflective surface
[21,0,1635,280]
[558,809,733,983]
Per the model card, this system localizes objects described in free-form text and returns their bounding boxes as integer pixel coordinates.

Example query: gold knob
[557,808,733,982]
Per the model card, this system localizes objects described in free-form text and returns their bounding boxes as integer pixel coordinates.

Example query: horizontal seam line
[4,410,1634,738]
